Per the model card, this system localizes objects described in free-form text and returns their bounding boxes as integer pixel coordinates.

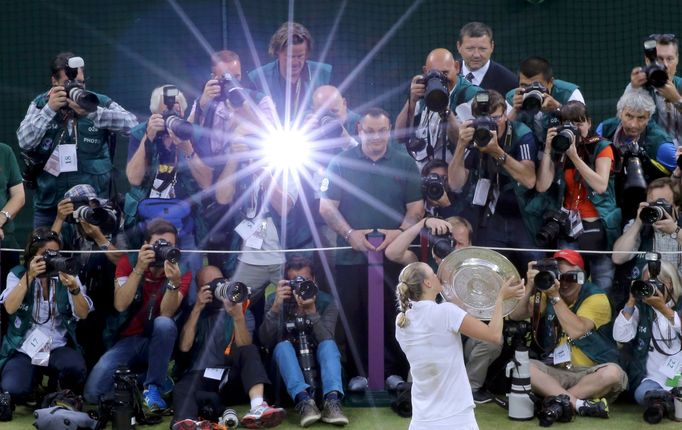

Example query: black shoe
[472,389,493,404]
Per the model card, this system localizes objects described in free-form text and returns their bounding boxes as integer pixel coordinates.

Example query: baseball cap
[553,249,585,270]
[64,184,97,200]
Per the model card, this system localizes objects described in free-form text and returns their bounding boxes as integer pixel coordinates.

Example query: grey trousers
[232,260,283,302]
[463,337,503,391]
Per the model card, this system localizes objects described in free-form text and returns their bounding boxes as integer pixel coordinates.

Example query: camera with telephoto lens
[538,394,574,427]
[289,276,319,301]
[428,231,454,260]
[536,209,571,247]
[551,123,579,158]
[640,198,673,224]
[318,114,345,140]
[67,196,119,236]
[151,239,180,267]
[63,56,99,113]
[643,389,674,424]
[42,249,80,278]
[406,136,428,154]
[208,278,250,304]
[471,116,497,147]
[419,70,449,113]
[533,258,561,291]
[216,72,247,107]
[285,311,318,399]
[219,408,239,428]
[616,143,648,190]
[521,81,548,113]
[421,173,446,201]
[0,391,12,422]
[111,367,136,430]
[631,252,664,299]
[158,86,193,141]
[504,320,532,348]
[643,39,669,88]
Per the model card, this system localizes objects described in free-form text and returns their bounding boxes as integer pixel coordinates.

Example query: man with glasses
[625,33,682,144]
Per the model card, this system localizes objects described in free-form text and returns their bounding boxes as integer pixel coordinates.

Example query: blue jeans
[83,316,177,403]
[634,379,666,406]
[33,207,57,229]
[273,339,344,400]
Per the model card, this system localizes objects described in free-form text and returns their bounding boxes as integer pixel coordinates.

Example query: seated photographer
[506,56,584,143]
[536,101,620,294]
[596,88,677,222]
[449,89,540,272]
[395,48,482,169]
[172,266,285,430]
[395,262,525,430]
[0,227,93,405]
[510,250,628,419]
[50,184,123,367]
[624,33,682,144]
[259,256,347,427]
[125,85,205,301]
[84,219,191,411]
[248,22,332,123]
[613,259,682,413]
[17,52,137,228]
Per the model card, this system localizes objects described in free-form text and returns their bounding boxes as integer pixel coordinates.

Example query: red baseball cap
[553,249,585,270]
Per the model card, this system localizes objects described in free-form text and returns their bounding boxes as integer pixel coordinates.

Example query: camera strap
[223,299,251,356]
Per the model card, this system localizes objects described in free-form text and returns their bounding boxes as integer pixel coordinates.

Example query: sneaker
[347,376,368,392]
[241,402,286,429]
[577,398,609,418]
[160,375,175,397]
[295,398,322,427]
[321,398,349,426]
[172,419,198,430]
[472,389,493,404]
[142,384,167,411]
[385,374,405,391]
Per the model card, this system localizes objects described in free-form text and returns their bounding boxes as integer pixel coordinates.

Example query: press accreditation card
[59,144,78,172]
[553,342,571,365]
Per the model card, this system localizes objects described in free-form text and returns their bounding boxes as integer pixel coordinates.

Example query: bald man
[310,85,361,147]
[395,48,484,170]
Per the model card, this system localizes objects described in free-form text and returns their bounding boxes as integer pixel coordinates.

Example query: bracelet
[132,267,144,277]
[68,286,81,296]
[343,228,354,242]
[98,240,111,250]
[623,305,635,315]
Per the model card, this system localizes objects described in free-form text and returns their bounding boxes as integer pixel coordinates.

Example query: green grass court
[7,401,682,429]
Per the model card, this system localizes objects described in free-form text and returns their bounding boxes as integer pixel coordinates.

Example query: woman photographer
[613,260,682,406]
[0,227,92,404]
[394,262,525,430]
[536,101,621,294]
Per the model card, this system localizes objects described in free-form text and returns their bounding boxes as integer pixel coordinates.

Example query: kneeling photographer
[259,256,348,427]
[613,255,682,424]
[84,219,190,412]
[171,265,285,429]
[509,250,627,424]
[0,227,92,413]
[51,184,123,368]
[536,101,621,294]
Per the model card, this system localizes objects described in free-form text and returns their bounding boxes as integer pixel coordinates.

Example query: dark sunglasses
[648,33,677,42]
[30,231,61,246]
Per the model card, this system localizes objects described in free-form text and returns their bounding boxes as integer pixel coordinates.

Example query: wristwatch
[549,296,562,306]
[672,226,680,239]
[496,152,508,165]
[0,210,11,222]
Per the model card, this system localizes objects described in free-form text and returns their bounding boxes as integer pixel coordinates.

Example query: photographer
[395,48,481,169]
[84,219,191,411]
[449,90,540,271]
[17,52,137,227]
[625,34,682,143]
[260,256,348,427]
[0,227,92,405]
[172,266,285,429]
[506,56,584,143]
[0,142,25,299]
[536,101,620,293]
[125,85,205,300]
[420,159,467,219]
[510,250,627,419]
[613,260,682,410]
[395,262,525,429]
[50,184,122,367]
[596,89,676,222]
[612,178,682,286]
[248,22,332,123]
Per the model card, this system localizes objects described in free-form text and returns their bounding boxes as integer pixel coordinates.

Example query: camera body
[419,71,449,113]
[42,249,80,278]
[521,81,548,112]
[643,389,674,424]
[159,86,193,141]
[216,73,246,107]
[318,114,345,140]
[284,311,318,398]
[67,196,119,236]
[471,116,498,147]
[536,209,571,247]
[427,231,454,260]
[421,173,446,201]
[63,56,99,113]
[643,39,669,88]
[538,394,574,427]
[151,239,180,267]
[288,276,319,301]
[208,278,250,304]
[503,320,532,349]
[111,367,137,430]
[640,198,673,224]
[630,252,663,299]
[551,123,579,158]
[533,258,561,291]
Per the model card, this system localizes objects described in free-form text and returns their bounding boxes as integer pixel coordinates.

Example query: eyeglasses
[648,33,677,42]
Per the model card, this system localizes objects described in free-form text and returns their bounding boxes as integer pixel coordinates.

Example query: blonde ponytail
[396,282,411,328]
[395,262,431,328]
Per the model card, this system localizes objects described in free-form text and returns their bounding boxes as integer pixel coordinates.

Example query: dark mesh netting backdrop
[2,0,680,244]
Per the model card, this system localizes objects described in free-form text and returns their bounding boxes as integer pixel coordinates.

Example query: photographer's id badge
[21,328,51,366]
[245,221,267,249]
[553,342,572,366]
[567,209,584,239]
[235,220,258,240]
[59,144,78,173]
[44,146,62,176]
[203,368,225,381]
[660,357,682,380]
[472,178,491,206]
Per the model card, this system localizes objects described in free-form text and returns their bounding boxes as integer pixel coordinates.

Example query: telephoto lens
[219,408,239,428]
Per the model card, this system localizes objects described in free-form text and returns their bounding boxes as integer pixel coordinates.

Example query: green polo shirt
[0,143,22,244]
[321,144,421,265]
